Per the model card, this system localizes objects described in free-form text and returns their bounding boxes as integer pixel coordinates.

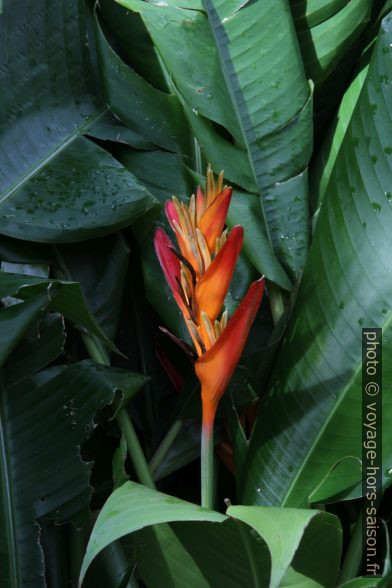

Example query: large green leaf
[94,12,190,153]
[99,0,168,90]
[310,0,392,209]
[290,0,351,29]
[290,0,371,131]
[0,0,157,243]
[242,12,392,507]
[2,313,65,386]
[80,482,341,587]
[55,233,130,339]
[79,482,226,584]
[0,294,50,368]
[0,235,52,266]
[339,578,390,587]
[115,0,313,287]
[0,271,118,352]
[310,61,369,210]
[0,359,148,588]
[293,0,371,85]
[227,505,341,588]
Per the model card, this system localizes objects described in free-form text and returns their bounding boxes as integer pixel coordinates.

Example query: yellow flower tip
[187,319,205,357]
[196,227,211,270]
[189,194,196,227]
[220,309,228,331]
[201,310,216,349]
[216,170,224,195]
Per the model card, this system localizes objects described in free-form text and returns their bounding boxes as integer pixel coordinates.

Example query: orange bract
[155,166,264,430]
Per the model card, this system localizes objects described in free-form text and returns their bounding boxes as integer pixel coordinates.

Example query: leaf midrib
[0,375,19,588]
[0,108,107,206]
[202,0,273,248]
[202,0,310,250]
[279,311,392,507]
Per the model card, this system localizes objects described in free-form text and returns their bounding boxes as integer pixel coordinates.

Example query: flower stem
[201,422,215,510]
[82,332,110,366]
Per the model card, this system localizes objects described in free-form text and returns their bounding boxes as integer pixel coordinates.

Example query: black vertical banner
[361,328,383,577]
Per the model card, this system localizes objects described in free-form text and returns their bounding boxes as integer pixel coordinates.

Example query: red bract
[154,166,264,433]
[196,278,264,431]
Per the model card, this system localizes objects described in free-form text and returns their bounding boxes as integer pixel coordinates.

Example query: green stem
[339,512,363,583]
[267,281,285,325]
[82,333,156,490]
[82,333,110,366]
[116,410,155,489]
[201,423,214,509]
[149,419,183,473]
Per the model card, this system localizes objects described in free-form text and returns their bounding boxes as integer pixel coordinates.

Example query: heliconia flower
[195,278,264,432]
[154,166,265,439]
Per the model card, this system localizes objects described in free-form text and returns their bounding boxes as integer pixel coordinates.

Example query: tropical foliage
[0,0,391,586]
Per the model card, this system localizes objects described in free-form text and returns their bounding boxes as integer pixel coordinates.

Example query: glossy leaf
[94,12,189,153]
[80,482,341,587]
[227,505,341,588]
[84,541,136,588]
[310,61,369,210]
[242,12,392,507]
[290,0,351,29]
[80,482,227,583]
[294,0,371,85]
[0,271,118,352]
[55,233,130,339]
[0,360,147,588]
[2,313,65,386]
[291,0,371,130]
[117,0,312,286]
[280,567,323,587]
[136,518,271,588]
[0,0,157,243]
[0,237,52,265]
[338,578,390,587]
[84,110,155,150]
[0,294,49,368]
[226,190,294,289]
[99,0,168,90]
[310,1,392,209]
